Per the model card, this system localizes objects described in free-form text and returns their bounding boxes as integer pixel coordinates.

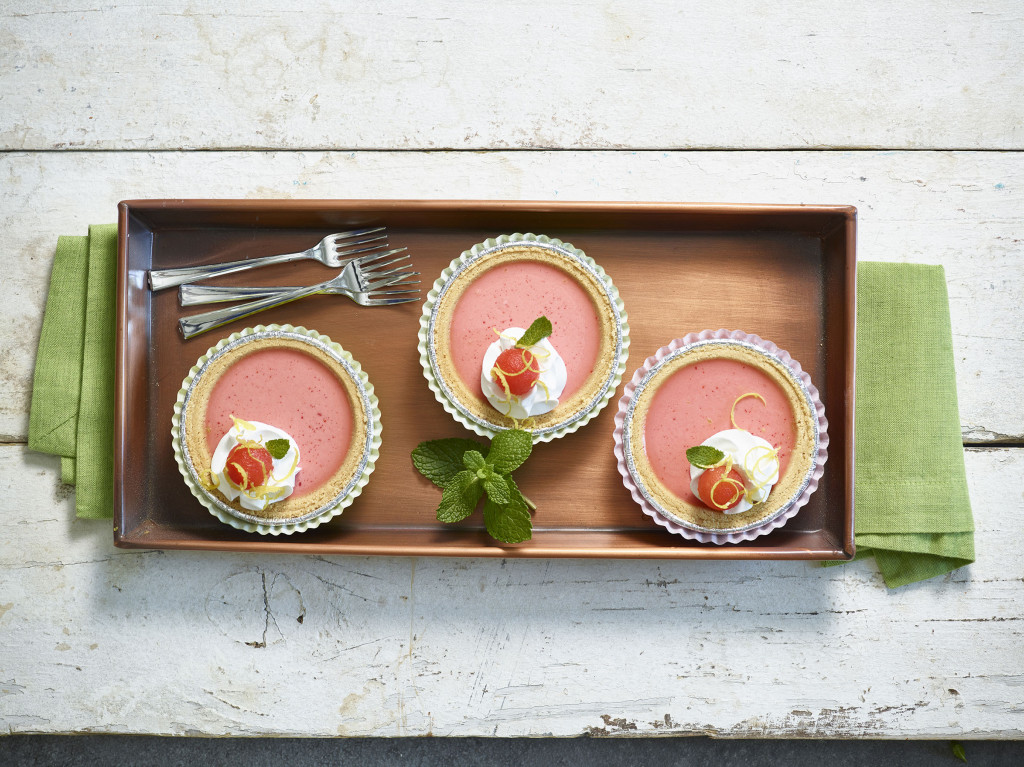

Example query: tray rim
[114,198,856,561]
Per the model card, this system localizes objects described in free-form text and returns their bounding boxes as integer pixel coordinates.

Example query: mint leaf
[462,450,486,471]
[486,429,533,475]
[412,438,488,487]
[266,439,290,460]
[504,474,526,504]
[413,430,537,543]
[483,497,532,543]
[950,742,967,763]
[483,475,511,504]
[436,470,484,523]
[686,445,725,469]
[516,316,553,348]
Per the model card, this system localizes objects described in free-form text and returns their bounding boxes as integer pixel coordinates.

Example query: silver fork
[177,277,424,306]
[178,249,420,339]
[148,228,387,291]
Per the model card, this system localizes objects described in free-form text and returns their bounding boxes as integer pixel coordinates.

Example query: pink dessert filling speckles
[644,357,796,504]
[448,261,602,401]
[204,347,354,497]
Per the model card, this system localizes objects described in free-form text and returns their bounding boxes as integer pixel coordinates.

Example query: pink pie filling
[448,261,603,400]
[643,358,797,505]
[204,348,354,498]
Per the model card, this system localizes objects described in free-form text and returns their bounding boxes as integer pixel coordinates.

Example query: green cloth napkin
[827,261,975,587]
[28,236,89,474]
[28,224,118,519]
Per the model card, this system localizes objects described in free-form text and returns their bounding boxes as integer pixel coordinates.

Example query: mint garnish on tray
[412,430,536,543]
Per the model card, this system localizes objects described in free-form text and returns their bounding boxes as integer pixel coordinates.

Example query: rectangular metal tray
[115,200,855,559]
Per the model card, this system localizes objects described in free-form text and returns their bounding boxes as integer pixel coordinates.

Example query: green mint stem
[522,494,537,511]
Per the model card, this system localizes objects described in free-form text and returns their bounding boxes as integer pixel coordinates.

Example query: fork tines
[332,227,386,241]
[332,228,389,256]
[365,278,421,302]
[355,246,410,269]
[352,248,421,304]
[356,249,419,287]
[364,288,421,305]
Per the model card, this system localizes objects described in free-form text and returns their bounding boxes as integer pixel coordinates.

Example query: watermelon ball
[697,464,746,511]
[225,443,274,490]
[492,347,541,396]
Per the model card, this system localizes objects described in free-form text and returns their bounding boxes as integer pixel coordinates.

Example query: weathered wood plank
[2,1,1022,150]
[3,150,1022,442]
[0,444,1017,737]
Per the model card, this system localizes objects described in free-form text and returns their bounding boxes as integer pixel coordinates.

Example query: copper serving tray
[115,200,855,560]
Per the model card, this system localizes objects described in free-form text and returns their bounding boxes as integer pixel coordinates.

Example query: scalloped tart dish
[616,331,827,541]
[420,234,629,441]
[172,325,381,534]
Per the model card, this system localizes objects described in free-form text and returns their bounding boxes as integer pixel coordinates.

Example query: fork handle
[178,283,324,339]
[179,284,316,305]
[149,249,312,291]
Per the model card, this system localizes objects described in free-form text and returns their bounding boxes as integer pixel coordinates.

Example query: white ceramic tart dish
[419,233,629,442]
[172,324,382,535]
[613,329,828,544]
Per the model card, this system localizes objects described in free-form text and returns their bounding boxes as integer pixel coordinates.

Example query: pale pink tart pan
[614,329,828,544]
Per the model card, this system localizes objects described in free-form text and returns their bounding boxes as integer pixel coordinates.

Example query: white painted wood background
[1,1,1022,739]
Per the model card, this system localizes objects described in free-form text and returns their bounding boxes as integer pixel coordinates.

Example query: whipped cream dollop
[210,419,301,512]
[480,327,568,420]
[689,429,780,514]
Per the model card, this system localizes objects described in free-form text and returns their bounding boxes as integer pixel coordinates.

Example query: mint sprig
[486,429,532,474]
[516,316,553,348]
[686,445,725,469]
[462,450,487,471]
[266,439,291,460]
[437,470,485,523]
[412,438,488,487]
[412,429,536,543]
[483,495,531,543]
[483,475,511,504]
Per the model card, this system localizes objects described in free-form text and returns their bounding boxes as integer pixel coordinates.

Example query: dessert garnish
[515,315,554,349]
[480,316,567,421]
[266,439,291,459]
[685,445,726,470]
[210,415,301,511]
[730,391,766,430]
[685,393,781,514]
[492,346,541,396]
[411,429,537,543]
[697,463,747,511]
[225,442,274,490]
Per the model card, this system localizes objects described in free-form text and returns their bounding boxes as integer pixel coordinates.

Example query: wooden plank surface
[2,1,1022,151]
[3,150,1022,443]
[3,0,1023,741]
[1,445,1020,737]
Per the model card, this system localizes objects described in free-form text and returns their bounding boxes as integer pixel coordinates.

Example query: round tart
[419,233,629,441]
[172,324,381,535]
[613,329,828,543]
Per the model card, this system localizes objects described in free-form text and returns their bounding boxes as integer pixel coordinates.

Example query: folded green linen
[28,236,89,463]
[827,261,975,587]
[28,224,118,519]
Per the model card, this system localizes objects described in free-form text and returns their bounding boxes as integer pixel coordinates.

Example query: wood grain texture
[0,444,1018,737]
[3,150,1021,442]
[2,1,1022,151]
[3,1,1022,739]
